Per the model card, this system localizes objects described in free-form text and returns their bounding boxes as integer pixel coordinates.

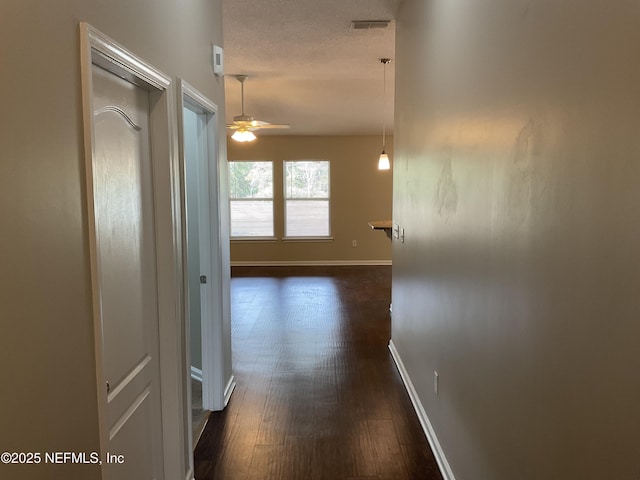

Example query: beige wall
[0,2,224,479]
[228,135,393,264]
[392,0,640,479]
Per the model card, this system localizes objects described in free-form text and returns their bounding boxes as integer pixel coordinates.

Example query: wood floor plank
[194,266,442,480]
[368,418,410,479]
[400,443,443,479]
[311,436,351,480]
[246,445,286,480]
[284,436,315,479]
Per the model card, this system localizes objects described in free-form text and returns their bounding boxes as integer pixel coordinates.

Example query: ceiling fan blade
[252,123,291,129]
[250,119,290,129]
[227,116,290,131]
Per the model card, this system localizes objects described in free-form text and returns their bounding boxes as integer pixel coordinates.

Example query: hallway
[194,266,442,479]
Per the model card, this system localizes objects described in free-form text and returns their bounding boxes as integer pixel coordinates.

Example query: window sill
[282,236,333,243]
[230,236,334,243]
[231,237,278,243]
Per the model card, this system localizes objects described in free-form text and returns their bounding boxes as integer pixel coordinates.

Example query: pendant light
[378,58,391,170]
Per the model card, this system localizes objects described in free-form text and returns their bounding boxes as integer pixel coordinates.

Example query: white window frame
[229,160,275,240]
[283,160,332,240]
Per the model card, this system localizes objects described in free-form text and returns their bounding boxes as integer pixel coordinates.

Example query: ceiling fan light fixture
[231,129,256,142]
[227,75,291,137]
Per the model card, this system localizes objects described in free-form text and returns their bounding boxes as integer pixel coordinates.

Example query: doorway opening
[179,81,236,451]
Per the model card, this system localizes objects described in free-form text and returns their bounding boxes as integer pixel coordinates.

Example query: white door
[92,64,164,480]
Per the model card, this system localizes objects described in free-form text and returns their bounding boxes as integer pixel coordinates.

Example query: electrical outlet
[434,371,439,395]
[352,240,357,247]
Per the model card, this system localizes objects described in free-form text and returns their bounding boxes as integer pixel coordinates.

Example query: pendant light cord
[241,80,245,116]
[381,58,391,150]
[382,61,386,149]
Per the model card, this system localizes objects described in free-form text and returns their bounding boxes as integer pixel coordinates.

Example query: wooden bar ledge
[368,220,393,240]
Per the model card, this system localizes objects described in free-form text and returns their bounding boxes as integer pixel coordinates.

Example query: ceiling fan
[226,74,290,142]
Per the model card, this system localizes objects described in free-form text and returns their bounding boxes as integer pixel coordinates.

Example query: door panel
[92,64,164,480]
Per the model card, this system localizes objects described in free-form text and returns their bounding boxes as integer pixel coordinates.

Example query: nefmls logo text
[45,452,100,464]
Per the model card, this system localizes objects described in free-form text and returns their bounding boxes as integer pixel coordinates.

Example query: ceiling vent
[350,20,391,30]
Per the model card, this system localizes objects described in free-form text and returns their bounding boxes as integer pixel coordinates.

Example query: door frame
[177,80,235,441]
[80,23,189,480]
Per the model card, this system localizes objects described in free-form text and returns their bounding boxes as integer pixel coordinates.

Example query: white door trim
[80,22,188,480]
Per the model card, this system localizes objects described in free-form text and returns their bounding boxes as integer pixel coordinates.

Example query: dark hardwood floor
[194,265,442,480]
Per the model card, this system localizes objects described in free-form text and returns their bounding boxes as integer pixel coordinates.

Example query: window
[284,160,330,237]
[229,161,273,237]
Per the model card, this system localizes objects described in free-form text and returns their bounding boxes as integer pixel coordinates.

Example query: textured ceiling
[222,0,399,136]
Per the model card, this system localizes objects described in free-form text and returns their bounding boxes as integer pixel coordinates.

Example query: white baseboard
[190,366,203,383]
[224,375,236,407]
[388,339,456,480]
[231,260,392,267]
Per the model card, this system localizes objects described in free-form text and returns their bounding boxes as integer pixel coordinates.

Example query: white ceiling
[222,0,399,136]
